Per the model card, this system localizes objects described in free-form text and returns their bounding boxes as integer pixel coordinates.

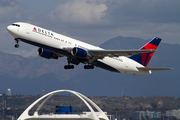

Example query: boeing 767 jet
[7,22,172,75]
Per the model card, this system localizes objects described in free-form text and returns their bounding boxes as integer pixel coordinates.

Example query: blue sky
[1,0,180,57]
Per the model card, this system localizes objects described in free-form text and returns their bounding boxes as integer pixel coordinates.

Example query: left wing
[88,49,157,58]
[62,47,157,59]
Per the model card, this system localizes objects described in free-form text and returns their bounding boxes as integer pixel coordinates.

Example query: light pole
[113,108,121,120]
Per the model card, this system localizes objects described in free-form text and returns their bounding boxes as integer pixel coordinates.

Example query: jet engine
[37,48,58,59]
[71,47,90,59]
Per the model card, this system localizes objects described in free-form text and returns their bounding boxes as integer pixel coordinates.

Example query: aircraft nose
[7,24,19,38]
[7,25,12,33]
[7,25,10,31]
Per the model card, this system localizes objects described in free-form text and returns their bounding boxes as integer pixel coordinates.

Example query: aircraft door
[17,27,19,32]
[26,25,30,34]
[125,60,128,68]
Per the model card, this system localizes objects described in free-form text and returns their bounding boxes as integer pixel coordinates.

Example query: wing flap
[137,67,173,71]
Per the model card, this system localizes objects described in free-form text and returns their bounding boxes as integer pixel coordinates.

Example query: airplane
[7,22,172,75]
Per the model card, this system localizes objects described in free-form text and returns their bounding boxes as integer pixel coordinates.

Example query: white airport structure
[17,89,109,120]
[131,111,161,120]
[166,109,180,119]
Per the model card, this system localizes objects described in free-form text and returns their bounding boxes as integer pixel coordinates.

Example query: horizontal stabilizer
[137,67,173,71]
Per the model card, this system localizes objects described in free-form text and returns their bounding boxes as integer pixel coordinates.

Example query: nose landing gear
[15,44,19,48]
[14,38,19,48]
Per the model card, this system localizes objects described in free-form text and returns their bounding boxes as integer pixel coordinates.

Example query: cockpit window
[12,24,20,27]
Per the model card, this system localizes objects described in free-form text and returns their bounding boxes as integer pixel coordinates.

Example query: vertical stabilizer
[129,37,161,67]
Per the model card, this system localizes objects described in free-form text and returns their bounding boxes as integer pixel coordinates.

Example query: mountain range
[0,36,179,97]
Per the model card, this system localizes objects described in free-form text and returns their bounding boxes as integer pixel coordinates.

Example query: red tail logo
[129,37,161,67]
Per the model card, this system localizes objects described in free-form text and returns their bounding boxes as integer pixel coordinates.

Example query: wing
[137,67,173,71]
[62,46,157,59]
[88,49,157,58]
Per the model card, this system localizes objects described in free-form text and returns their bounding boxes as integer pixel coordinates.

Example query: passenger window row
[12,24,20,27]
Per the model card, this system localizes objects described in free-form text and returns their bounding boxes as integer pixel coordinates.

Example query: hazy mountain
[0,36,179,97]
[0,51,82,80]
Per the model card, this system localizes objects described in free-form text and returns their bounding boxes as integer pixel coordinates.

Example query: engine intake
[37,48,58,59]
[71,47,89,59]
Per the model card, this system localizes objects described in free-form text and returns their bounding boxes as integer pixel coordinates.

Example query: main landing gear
[64,65,74,69]
[84,65,94,69]
[14,38,19,48]
[64,58,94,70]
[64,58,74,69]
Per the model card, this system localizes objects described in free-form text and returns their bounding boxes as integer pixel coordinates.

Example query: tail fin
[129,37,161,67]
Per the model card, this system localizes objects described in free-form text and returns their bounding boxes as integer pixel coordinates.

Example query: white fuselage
[7,22,151,74]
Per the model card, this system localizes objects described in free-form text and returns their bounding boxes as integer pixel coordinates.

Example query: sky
[1,0,180,57]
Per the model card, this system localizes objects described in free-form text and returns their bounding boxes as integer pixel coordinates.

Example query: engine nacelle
[71,47,89,59]
[37,48,58,59]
